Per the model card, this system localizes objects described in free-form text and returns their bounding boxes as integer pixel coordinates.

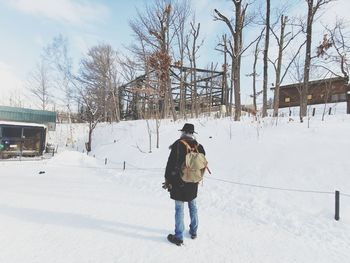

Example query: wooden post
[105,158,107,165]
[328,107,332,115]
[335,190,340,221]
[312,108,316,116]
[123,161,126,170]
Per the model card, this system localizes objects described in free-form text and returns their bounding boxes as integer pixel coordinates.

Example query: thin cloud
[8,0,109,26]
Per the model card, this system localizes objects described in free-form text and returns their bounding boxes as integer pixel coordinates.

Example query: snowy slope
[1,111,350,263]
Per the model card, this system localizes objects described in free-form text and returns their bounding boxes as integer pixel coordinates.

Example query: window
[331,94,338,102]
[339,93,346,101]
[2,127,22,138]
[332,93,346,102]
[23,128,41,139]
[285,97,290,103]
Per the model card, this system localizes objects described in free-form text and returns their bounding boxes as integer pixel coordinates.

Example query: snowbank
[1,113,350,262]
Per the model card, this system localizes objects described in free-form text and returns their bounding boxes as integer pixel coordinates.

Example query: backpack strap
[180,140,199,153]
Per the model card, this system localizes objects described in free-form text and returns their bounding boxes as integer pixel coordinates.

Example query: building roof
[279,76,348,89]
[0,121,47,128]
[0,106,56,130]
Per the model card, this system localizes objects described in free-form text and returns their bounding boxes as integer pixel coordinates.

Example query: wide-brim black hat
[179,123,197,134]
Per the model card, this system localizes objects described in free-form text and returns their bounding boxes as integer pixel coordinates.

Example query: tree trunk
[273,15,286,117]
[210,63,214,116]
[221,35,228,109]
[230,58,234,117]
[86,124,93,152]
[179,66,185,118]
[252,55,258,112]
[301,1,314,120]
[233,1,243,121]
[262,0,270,117]
[252,30,264,112]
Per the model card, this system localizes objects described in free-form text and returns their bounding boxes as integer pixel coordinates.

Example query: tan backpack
[179,140,210,183]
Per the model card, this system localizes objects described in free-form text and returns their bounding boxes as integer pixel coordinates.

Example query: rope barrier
[7,157,347,198]
[101,159,124,165]
[125,161,164,171]
[45,162,164,172]
[340,192,350,198]
[46,163,124,170]
[6,158,350,220]
[92,156,122,165]
[204,176,334,195]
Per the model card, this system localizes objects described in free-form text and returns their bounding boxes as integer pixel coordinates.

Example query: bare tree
[317,20,349,78]
[79,44,120,123]
[185,19,203,118]
[320,75,334,121]
[247,28,264,112]
[289,52,305,117]
[44,35,73,108]
[129,1,176,119]
[262,0,271,117]
[77,88,103,152]
[172,0,191,118]
[43,35,76,145]
[215,34,230,114]
[300,0,335,122]
[27,59,51,110]
[75,44,121,152]
[214,1,257,121]
[270,15,306,117]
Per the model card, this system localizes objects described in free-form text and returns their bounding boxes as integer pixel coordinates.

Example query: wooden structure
[0,106,57,159]
[119,65,227,119]
[0,121,47,158]
[277,77,350,113]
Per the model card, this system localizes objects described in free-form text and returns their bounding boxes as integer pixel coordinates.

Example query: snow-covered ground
[1,105,350,262]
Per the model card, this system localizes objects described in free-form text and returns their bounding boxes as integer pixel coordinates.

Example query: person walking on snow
[163,123,206,246]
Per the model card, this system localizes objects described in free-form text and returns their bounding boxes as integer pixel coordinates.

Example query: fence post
[329,107,332,115]
[312,108,316,116]
[335,190,340,221]
[105,158,107,165]
[123,161,126,170]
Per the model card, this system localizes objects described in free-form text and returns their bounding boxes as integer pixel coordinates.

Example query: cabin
[0,106,56,159]
[276,77,350,113]
[0,121,47,158]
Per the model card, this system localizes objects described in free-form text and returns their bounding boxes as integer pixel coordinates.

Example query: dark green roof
[0,106,56,124]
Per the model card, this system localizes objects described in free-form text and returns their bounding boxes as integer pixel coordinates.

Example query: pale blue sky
[0,0,349,108]
[0,0,144,80]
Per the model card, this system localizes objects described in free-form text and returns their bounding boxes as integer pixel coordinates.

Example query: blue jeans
[174,199,198,240]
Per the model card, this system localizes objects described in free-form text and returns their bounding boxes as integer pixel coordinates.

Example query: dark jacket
[164,135,206,202]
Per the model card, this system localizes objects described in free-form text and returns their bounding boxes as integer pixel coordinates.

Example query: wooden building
[0,121,47,158]
[277,77,350,113]
[0,106,56,159]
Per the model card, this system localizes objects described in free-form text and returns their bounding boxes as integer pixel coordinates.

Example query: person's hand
[162,181,172,191]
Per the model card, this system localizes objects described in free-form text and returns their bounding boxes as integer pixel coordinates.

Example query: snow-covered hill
[1,110,350,262]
